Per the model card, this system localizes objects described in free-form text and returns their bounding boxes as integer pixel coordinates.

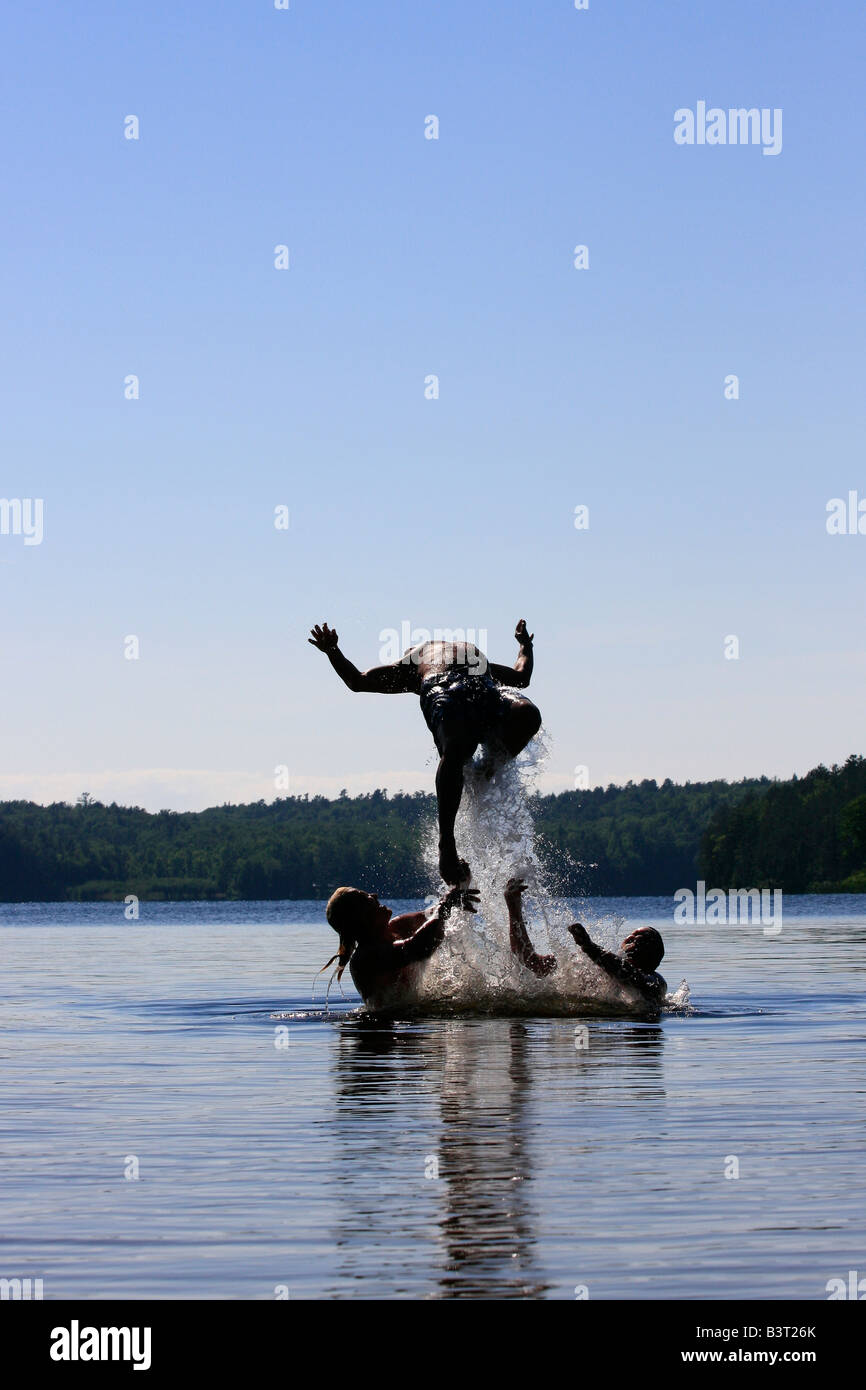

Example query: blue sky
[1,0,864,809]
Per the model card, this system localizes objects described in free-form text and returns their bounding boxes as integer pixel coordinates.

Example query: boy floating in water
[505,878,667,1009]
[309,620,541,885]
[322,883,480,1014]
[321,877,666,1016]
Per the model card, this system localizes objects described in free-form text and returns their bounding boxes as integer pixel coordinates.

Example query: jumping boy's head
[620,926,664,972]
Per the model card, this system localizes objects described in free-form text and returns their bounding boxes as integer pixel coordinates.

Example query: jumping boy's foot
[439,841,471,886]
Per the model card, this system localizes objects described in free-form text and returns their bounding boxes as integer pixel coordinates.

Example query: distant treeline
[1,755,865,902]
[699,754,866,893]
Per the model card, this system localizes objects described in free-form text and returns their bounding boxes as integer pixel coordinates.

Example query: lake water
[1,896,864,1300]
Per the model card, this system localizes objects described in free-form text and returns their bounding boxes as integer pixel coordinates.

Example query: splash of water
[412,734,669,1016]
[665,979,693,1012]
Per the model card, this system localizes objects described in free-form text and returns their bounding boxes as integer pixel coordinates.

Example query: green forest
[1,755,865,902]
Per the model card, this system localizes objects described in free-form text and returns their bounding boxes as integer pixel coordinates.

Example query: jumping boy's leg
[435,732,477,884]
[496,693,542,756]
[424,682,541,883]
[480,693,542,778]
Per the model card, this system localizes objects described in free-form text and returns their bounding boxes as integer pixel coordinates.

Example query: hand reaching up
[514,618,534,650]
[504,876,528,910]
[442,886,480,915]
[309,622,340,652]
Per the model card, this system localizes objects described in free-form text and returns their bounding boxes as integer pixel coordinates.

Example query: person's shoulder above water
[630,965,667,1000]
[321,884,480,1011]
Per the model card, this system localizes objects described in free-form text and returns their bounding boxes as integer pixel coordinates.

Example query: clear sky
[1,1,864,810]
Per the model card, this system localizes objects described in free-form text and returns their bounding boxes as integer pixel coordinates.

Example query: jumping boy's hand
[568,923,591,951]
[309,622,340,652]
[514,619,534,650]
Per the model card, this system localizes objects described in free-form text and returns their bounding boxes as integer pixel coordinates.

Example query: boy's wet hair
[320,886,370,988]
[623,926,664,971]
[325,886,369,936]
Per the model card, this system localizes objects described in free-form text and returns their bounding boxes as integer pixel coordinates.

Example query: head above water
[325,886,392,945]
[321,887,393,987]
[320,887,389,988]
[620,927,664,972]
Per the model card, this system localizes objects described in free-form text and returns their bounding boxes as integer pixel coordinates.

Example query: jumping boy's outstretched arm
[309,622,419,694]
[488,619,534,689]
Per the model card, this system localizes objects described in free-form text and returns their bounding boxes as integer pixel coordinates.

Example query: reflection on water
[0,898,864,1299]
[331,1015,667,1297]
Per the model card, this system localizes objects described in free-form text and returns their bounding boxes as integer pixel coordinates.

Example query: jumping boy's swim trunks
[419,669,505,754]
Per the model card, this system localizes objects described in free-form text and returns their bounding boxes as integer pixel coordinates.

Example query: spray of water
[410,734,676,1016]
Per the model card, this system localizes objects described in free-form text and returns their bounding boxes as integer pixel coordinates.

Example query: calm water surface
[1,897,864,1300]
